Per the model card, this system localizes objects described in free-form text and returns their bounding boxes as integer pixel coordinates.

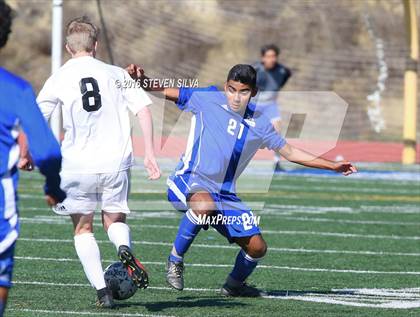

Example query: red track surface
[132,137,420,163]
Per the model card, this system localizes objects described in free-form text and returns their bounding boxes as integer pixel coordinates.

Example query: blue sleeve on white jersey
[15,83,66,201]
[261,123,287,150]
[176,86,219,112]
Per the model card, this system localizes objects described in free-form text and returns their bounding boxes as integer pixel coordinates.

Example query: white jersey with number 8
[37,56,151,174]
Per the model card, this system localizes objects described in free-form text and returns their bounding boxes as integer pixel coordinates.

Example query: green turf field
[6,164,420,317]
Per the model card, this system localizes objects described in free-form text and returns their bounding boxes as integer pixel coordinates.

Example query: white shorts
[54,170,131,215]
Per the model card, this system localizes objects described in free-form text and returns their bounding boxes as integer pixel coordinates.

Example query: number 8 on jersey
[79,77,102,112]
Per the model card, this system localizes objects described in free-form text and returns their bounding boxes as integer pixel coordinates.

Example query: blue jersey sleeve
[176,86,219,112]
[261,123,287,151]
[15,83,66,201]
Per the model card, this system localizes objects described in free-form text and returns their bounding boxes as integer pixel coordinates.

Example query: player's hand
[144,154,161,180]
[45,194,60,207]
[126,64,145,80]
[333,161,357,176]
[18,153,34,171]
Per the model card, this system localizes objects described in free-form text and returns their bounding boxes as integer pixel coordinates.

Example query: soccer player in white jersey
[37,17,160,308]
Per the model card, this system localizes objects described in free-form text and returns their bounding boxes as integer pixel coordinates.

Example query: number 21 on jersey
[227,118,244,139]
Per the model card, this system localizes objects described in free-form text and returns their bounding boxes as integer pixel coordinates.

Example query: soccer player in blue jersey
[127,63,357,297]
[0,1,65,314]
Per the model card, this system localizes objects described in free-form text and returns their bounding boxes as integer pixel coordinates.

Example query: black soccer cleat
[221,282,267,297]
[118,245,149,289]
[96,287,115,309]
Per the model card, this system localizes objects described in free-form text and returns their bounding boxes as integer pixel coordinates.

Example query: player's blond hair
[65,16,98,54]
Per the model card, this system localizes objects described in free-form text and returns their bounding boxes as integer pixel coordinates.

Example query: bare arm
[17,132,34,171]
[126,64,180,102]
[277,143,357,176]
[137,106,161,180]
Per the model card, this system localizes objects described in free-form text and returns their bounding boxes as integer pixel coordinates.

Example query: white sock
[107,222,131,250]
[74,233,106,290]
[274,152,281,163]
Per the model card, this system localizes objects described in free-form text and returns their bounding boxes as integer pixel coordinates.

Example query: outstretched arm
[126,64,180,102]
[122,67,162,180]
[137,106,161,180]
[277,143,357,176]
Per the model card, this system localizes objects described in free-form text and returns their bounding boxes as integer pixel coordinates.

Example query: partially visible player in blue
[0,1,66,314]
[127,63,357,297]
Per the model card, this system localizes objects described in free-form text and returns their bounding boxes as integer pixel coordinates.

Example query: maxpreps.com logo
[196,212,260,230]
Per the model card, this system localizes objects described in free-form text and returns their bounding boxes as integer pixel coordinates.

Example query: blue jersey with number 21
[172,86,286,194]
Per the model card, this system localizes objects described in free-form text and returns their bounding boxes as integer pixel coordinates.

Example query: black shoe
[221,282,267,297]
[118,245,149,289]
[96,287,115,308]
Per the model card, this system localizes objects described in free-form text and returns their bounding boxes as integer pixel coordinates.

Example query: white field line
[359,205,420,213]
[14,280,420,297]
[262,205,354,215]
[18,205,420,223]
[18,217,420,241]
[13,281,215,293]
[21,213,420,229]
[7,308,174,317]
[20,217,179,229]
[262,229,420,240]
[268,216,420,226]
[336,288,420,298]
[19,207,180,218]
[14,255,420,275]
[260,208,420,216]
[12,281,420,309]
[18,204,420,223]
[17,236,420,257]
[267,295,420,309]
[264,204,420,215]
[19,214,420,227]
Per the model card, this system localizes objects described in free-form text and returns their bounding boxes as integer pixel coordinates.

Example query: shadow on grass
[117,295,247,311]
[116,290,366,311]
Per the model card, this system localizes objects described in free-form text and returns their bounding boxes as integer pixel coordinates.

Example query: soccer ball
[104,262,138,300]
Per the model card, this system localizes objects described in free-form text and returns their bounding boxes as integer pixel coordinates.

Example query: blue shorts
[0,243,15,288]
[167,174,261,243]
[255,103,281,122]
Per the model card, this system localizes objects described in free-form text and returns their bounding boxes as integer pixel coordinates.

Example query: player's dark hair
[0,0,13,49]
[261,44,280,56]
[227,64,257,90]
